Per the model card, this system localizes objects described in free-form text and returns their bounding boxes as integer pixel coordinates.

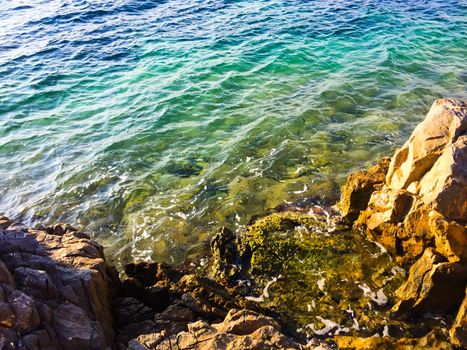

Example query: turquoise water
[0,0,466,267]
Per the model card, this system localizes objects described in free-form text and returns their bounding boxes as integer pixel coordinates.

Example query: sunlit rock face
[352,99,467,265]
[340,99,467,347]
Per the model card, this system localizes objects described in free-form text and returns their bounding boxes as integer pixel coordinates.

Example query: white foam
[245,275,281,303]
[307,316,350,336]
[317,277,325,291]
[358,283,388,306]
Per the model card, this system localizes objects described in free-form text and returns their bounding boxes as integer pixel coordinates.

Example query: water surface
[0,0,466,266]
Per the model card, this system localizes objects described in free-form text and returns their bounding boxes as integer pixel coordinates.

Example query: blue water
[0,0,466,266]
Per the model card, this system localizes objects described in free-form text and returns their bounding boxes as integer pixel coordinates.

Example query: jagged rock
[346,99,467,265]
[0,216,116,349]
[450,286,467,347]
[386,99,466,215]
[338,157,391,222]
[392,248,467,315]
[115,260,328,349]
[128,309,330,350]
[339,99,467,346]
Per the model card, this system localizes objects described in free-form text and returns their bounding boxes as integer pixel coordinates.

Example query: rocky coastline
[0,99,465,349]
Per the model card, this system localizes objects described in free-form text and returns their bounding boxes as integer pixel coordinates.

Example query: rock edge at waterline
[339,98,467,347]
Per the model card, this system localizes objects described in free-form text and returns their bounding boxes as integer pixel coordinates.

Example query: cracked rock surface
[0,216,116,350]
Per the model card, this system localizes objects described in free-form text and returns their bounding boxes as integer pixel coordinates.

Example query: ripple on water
[0,0,466,267]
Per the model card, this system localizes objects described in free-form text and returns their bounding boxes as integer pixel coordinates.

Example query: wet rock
[0,217,116,349]
[209,227,242,281]
[334,330,453,350]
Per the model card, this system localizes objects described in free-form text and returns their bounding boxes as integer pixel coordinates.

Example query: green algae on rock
[209,210,407,340]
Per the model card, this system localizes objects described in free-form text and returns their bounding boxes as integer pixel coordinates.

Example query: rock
[209,227,242,281]
[339,99,467,345]
[334,330,453,350]
[338,157,391,222]
[392,248,467,315]
[346,99,467,265]
[115,256,336,349]
[0,217,116,349]
[128,309,330,350]
[450,286,467,347]
[386,99,466,197]
[417,135,467,221]
[53,303,104,350]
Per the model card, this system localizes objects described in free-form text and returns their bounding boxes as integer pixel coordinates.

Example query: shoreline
[0,99,465,349]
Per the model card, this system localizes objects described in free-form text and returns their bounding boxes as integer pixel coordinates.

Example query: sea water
[0,0,466,266]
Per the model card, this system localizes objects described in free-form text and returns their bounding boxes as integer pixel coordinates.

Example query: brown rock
[350,99,467,265]
[212,308,280,335]
[8,290,40,332]
[393,248,467,315]
[128,309,329,350]
[53,303,103,350]
[339,157,391,221]
[386,99,466,192]
[334,330,452,350]
[339,99,467,341]
[0,217,116,349]
[450,286,467,347]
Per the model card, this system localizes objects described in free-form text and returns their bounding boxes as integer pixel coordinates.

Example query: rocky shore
[0,99,465,349]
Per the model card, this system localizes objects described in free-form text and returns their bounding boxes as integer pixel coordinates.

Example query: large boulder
[0,216,116,350]
[339,99,467,347]
[352,99,467,265]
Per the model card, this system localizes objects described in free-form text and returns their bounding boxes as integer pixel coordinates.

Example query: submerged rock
[334,330,453,350]
[206,210,406,341]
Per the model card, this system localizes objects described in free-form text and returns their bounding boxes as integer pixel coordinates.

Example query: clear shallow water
[0,0,466,267]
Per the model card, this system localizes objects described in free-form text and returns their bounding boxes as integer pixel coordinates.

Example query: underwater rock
[0,216,116,350]
[206,209,410,343]
[334,330,453,350]
[209,227,242,281]
[164,159,203,178]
